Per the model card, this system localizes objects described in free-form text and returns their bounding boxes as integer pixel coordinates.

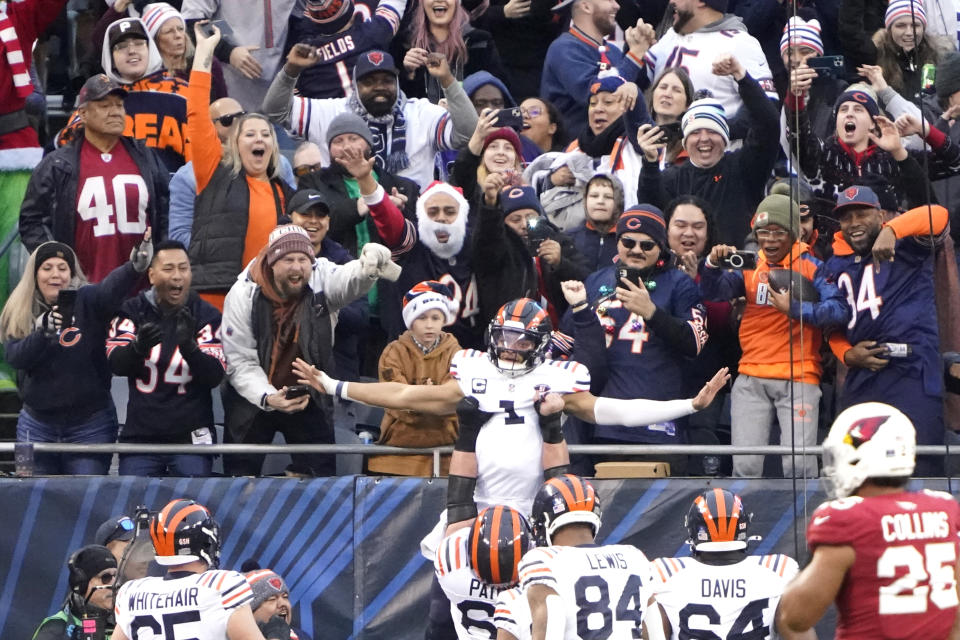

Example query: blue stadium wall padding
[2,476,950,637]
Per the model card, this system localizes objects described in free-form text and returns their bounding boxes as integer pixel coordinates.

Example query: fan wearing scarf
[0,0,69,390]
[262,47,478,189]
[220,224,399,477]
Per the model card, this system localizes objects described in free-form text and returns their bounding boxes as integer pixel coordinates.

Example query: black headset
[67,548,89,596]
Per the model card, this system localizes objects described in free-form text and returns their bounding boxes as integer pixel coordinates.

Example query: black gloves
[534,397,564,444]
[133,323,163,356]
[175,307,198,356]
[258,616,291,640]
[454,396,492,453]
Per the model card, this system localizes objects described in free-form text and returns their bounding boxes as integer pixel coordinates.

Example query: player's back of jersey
[114,569,253,638]
[436,527,510,639]
[807,490,960,639]
[648,553,797,640]
[519,544,651,639]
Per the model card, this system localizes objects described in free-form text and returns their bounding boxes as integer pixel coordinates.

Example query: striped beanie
[141,3,183,40]
[885,0,926,28]
[780,17,824,56]
[681,98,729,146]
[617,204,667,248]
[402,280,458,328]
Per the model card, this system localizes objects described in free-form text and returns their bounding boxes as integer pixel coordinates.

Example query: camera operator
[472,177,589,325]
[32,545,117,640]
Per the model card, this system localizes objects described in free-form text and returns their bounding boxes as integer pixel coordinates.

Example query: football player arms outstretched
[292,297,729,441]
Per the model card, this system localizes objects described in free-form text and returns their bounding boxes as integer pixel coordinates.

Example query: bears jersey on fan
[648,553,798,640]
[643,27,776,118]
[494,586,532,640]
[114,569,253,637]
[806,490,960,639]
[518,544,653,639]
[287,0,404,99]
[449,349,590,513]
[435,527,513,639]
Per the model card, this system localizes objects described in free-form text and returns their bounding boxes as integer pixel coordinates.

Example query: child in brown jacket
[367,281,462,476]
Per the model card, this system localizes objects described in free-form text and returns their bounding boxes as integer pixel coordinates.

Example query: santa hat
[416,181,470,224]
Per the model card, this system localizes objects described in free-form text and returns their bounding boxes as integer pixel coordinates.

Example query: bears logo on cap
[755,211,770,227]
[368,51,384,65]
[844,186,859,199]
[268,576,283,590]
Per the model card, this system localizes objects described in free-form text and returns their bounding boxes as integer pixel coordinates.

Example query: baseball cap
[94,515,135,546]
[834,185,881,213]
[355,50,398,80]
[78,74,128,105]
[286,189,330,217]
[107,18,149,50]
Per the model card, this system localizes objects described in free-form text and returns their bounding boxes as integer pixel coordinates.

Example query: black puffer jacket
[472,198,590,326]
[188,166,292,292]
[19,135,169,252]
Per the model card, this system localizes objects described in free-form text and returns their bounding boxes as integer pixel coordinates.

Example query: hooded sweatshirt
[56,18,191,172]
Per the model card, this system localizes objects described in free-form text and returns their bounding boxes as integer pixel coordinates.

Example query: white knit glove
[359,243,402,281]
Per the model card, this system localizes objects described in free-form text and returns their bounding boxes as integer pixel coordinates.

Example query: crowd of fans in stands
[4,0,960,480]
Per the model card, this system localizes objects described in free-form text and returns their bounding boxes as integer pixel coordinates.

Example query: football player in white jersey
[636,0,776,120]
[294,298,730,532]
[434,504,534,639]
[495,585,532,640]
[519,475,654,640]
[111,499,266,640]
[641,489,814,640]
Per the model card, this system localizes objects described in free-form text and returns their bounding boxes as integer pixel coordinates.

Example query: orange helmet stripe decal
[547,476,577,509]
[714,488,729,541]
[511,298,529,321]
[695,495,722,541]
[490,506,503,585]
[510,508,522,583]
[471,508,485,577]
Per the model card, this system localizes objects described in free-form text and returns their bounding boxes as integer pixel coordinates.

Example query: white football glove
[359,243,402,281]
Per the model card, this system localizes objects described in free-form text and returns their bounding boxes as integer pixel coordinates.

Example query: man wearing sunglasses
[168,97,296,248]
[701,189,848,479]
[561,205,709,474]
[32,544,117,640]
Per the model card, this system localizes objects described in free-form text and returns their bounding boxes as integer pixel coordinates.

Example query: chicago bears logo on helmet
[368,51,384,65]
[843,415,890,448]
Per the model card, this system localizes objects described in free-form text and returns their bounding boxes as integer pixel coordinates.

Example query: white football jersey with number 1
[114,569,253,639]
[449,350,591,514]
[519,544,653,639]
[647,554,798,640]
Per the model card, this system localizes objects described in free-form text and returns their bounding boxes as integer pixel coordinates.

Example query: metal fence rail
[2,442,957,477]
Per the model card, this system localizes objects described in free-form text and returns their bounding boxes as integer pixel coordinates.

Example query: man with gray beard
[379,181,484,349]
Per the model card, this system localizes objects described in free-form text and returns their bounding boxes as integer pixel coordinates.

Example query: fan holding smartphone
[700,191,848,478]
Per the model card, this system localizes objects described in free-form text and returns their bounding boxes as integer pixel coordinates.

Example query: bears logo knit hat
[246,569,289,611]
[780,17,824,55]
[834,88,880,118]
[265,225,315,266]
[885,0,926,28]
[682,98,730,146]
[589,75,626,97]
[617,204,667,248]
[402,280,458,328]
[501,185,543,216]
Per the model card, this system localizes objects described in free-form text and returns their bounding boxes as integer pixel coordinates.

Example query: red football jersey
[807,490,960,639]
[74,140,148,282]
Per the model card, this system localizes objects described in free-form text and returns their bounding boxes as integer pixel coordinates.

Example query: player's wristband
[537,406,564,444]
[446,474,478,524]
[544,464,569,480]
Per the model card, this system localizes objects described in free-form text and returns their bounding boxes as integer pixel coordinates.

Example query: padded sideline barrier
[3,476,950,637]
